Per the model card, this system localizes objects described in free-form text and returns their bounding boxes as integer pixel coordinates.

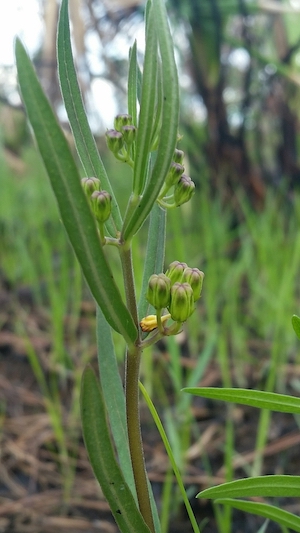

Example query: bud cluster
[105,114,136,166]
[142,261,204,333]
[158,146,195,208]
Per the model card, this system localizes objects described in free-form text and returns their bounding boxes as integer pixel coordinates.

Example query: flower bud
[122,124,136,146]
[91,190,112,223]
[182,267,204,301]
[174,175,195,206]
[169,282,194,322]
[140,313,170,332]
[165,261,188,285]
[114,114,132,132]
[173,149,184,164]
[105,129,124,154]
[81,177,101,197]
[146,273,171,309]
[165,162,184,188]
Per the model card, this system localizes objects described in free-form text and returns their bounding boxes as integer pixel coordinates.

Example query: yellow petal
[140,315,158,332]
[140,313,171,332]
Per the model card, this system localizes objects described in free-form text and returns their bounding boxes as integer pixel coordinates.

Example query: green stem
[120,246,155,533]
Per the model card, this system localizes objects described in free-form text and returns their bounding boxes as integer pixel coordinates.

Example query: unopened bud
[169,282,194,322]
[165,162,184,188]
[105,129,124,154]
[91,190,112,223]
[114,114,132,132]
[173,149,184,165]
[122,124,136,146]
[146,273,171,309]
[81,177,101,197]
[174,175,195,206]
[165,261,188,285]
[182,267,204,301]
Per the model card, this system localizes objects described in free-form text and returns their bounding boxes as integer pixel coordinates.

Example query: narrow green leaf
[182,387,300,414]
[292,314,300,339]
[198,475,300,499]
[215,499,300,533]
[128,41,138,127]
[57,0,122,237]
[96,305,137,501]
[139,382,201,533]
[122,0,179,240]
[132,1,158,196]
[150,60,163,148]
[138,204,166,320]
[15,38,137,348]
[81,367,151,533]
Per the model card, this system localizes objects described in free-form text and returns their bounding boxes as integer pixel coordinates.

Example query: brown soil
[1,276,300,533]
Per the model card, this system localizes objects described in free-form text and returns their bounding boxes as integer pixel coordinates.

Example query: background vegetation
[1,1,300,532]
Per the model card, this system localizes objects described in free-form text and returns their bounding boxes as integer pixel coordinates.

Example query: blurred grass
[1,140,300,517]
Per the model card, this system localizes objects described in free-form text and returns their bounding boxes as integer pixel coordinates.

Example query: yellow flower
[140,314,170,332]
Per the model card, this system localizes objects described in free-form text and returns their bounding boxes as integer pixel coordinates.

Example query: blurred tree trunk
[272,11,300,186]
[39,0,87,107]
[69,0,89,105]
[170,0,300,202]
[40,0,59,104]
[184,0,265,203]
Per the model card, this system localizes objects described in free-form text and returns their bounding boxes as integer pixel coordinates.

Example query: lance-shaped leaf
[122,0,179,241]
[81,366,151,533]
[182,387,300,414]
[292,314,300,339]
[128,41,138,127]
[214,499,300,533]
[198,475,300,499]
[132,0,158,196]
[57,0,122,237]
[96,305,137,500]
[15,38,137,348]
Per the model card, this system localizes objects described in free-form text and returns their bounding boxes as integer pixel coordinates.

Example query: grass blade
[81,366,151,533]
[198,475,300,499]
[182,387,300,413]
[215,499,300,532]
[139,381,201,533]
[15,38,137,348]
[57,0,122,236]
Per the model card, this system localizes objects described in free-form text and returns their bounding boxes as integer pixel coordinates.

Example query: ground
[1,275,300,533]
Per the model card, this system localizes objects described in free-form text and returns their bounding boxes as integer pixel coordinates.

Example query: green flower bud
[146,273,171,309]
[105,129,124,154]
[173,149,184,164]
[169,282,194,322]
[165,261,188,285]
[165,162,184,188]
[174,175,195,206]
[91,190,112,223]
[81,177,101,197]
[122,124,136,146]
[182,267,204,301]
[114,114,132,132]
